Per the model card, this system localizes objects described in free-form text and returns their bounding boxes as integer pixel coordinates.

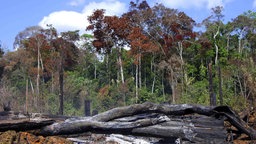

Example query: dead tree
[38,102,256,143]
[0,102,256,143]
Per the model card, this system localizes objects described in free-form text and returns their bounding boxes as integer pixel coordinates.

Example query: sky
[0,0,255,51]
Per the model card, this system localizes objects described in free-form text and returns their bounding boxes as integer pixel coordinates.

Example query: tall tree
[0,41,5,79]
[51,30,79,115]
[200,6,225,106]
[15,26,52,110]
[25,33,51,107]
[87,9,113,85]
[87,10,131,85]
[127,27,158,102]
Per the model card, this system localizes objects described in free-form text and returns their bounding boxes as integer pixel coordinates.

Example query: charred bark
[0,102,256,143]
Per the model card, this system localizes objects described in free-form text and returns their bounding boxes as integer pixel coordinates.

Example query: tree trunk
[135,63,138,103]
[151,55,155,93]
[214,27,219,65]
[178,41,185,97]
[59,59,64,115]
[171,83,176,104]
[30,79,34,94]
[170,69,176,104]
[238,38,242,53]
[51,72,54,93]
[151,75,155,94]
[36,45,40,109]
[106,54,110,85]
[162,71,165,101]
[139,53,142,89]
[118,48,125,84]
[208,62,216,106]
[218,65,223,105]
[238,28,245,53]
[25,78,28,113]
[214,43,219,64]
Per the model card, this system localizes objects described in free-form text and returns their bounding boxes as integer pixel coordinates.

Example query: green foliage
[178,79,210,105]
[138,87,165,103]
[224,95,248,112]
[46,93,58,114]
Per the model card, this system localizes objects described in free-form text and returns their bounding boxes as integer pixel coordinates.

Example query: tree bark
[59,58,64,115]
[118,48,124,84]
[151,54,156,94]
[208,62,216,106]
[36,43,40,109]
[170,68,176,104]
[162,71,165,101]
[139,52,142,89]
[214,26,220,65]
[135,60,138,103]
[25,79,28,113]
[218,65,223,105]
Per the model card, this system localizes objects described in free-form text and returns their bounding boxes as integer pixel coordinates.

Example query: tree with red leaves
[87,9,131,85]
[21,27,52,111]
[123,1,196,103]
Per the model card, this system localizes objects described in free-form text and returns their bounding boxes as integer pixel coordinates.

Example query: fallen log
[91,102,215,122]
[39,115,168,136]
[39,115,226,143]
[214,106,256,139]
[0,102,256,143]
[0,119,55,132]
[39,102,228,143]
[0,111,71,132]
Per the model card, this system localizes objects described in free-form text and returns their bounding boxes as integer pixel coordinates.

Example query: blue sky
[0,0,255,51]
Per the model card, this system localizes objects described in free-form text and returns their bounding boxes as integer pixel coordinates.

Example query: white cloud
[159,0,230,9]
[39,11,86,32]
[38,0,127,33]
[82,0,127,16]
[68,0,85,6]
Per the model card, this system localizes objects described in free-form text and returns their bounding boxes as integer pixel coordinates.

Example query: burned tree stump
[3,101,11,112]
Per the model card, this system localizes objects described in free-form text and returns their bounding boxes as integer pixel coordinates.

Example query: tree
[123,1,195,103]
[51,30,79,115]
[77,34,99,79]
[14,26,53,111]
[87,9,131,85]
[200,6,225,106]
[0,41,5,79]
[24,32,51,108]
[127,27,158,103]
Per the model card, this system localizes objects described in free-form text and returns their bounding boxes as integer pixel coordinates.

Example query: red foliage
[175,34,183,41]
[99,85,110,97]
[93,41,104,49]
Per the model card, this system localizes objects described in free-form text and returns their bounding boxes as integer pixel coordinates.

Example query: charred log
[0,102,255,143]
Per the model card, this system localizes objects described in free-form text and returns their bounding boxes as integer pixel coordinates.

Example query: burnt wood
[0,102,255,143]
